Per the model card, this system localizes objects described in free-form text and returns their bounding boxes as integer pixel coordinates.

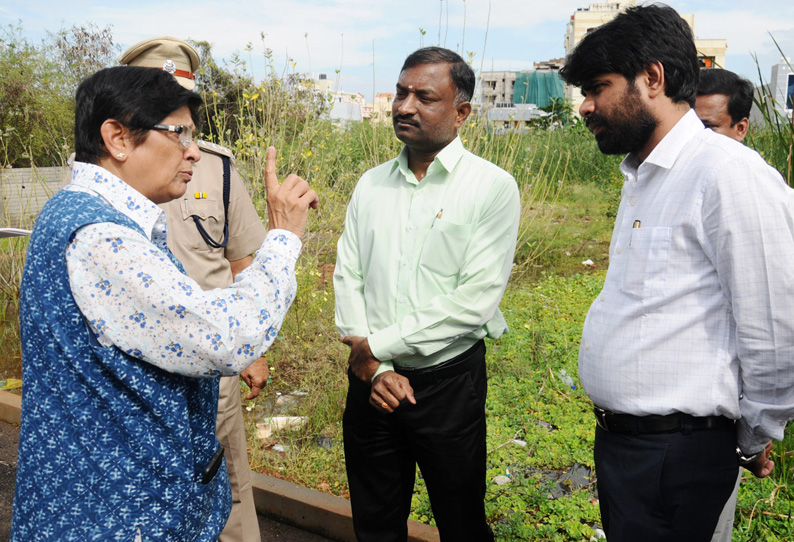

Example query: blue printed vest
[12,189,231,541]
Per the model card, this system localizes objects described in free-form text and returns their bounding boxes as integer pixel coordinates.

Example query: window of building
[698,56,715,68]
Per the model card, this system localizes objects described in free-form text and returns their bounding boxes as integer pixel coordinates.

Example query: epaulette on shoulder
[196,140,236,163]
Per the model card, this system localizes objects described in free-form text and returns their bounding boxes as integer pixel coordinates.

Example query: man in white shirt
[334,47,520,541]
[560,5,794,541]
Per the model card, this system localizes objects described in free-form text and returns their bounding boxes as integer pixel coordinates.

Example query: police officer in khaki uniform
[120,37,266,542]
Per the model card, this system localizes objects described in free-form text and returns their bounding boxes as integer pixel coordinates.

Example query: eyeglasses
[150,123,194,148]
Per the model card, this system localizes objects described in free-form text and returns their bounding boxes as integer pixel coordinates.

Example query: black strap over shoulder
[191,155,230,248]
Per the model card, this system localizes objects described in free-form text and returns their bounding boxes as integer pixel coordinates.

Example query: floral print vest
[12,189,230,541]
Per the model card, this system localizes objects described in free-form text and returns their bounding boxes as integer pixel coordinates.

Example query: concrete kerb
[252,472,440,542]
[0,389,440,542]
[0,391,20,425]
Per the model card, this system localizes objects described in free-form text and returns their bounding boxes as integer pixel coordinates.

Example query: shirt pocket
[179,198,224,251]
[622,226,671,299]
[419,220,473,278]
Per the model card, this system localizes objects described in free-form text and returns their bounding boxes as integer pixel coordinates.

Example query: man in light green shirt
[334,47,520,542]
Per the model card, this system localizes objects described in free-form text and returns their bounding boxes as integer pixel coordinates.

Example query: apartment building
[563,1,727,114]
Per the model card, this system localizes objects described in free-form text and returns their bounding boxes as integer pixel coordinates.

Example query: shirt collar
[70,161,164,240]
[392,136,466,183]
[620,109,703,177]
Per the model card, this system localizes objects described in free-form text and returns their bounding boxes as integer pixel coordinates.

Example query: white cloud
[5,0,794,96]
[691,9,794,55]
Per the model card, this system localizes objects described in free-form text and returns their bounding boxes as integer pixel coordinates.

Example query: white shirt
[334,137,520,376]
[579,110,794,454]
[65,161,301,377]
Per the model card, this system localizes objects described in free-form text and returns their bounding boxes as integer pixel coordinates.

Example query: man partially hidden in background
[334,47,520,541]
[696,68,753,142]
[121,37,266,542]
[560,5,794,541]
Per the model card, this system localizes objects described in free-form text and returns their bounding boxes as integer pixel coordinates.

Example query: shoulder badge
[196,140,236,162]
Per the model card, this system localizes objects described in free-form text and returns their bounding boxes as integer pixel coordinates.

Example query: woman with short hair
[12,66,316,541]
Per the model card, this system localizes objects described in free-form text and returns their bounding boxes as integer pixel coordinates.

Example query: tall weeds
[748,37,794,185]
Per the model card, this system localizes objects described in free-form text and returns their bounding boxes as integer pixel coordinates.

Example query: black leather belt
[593,407,733,435]
[394,340,484,386]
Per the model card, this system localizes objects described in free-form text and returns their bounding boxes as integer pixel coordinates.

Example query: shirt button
[407,224,415,231]
[398,296,406,304]
[584,344,590,351]
[615,246,623,255]
[401,260,409,267]
[630,198,637,206]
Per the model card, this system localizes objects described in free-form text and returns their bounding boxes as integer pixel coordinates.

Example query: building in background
[314,73,334,93]
[313,73,364,122]
[750,58,794,125]
[478,59,562,131]
[484,104,549,133]
[563,1,727,115]
[769,59,794,117]
[362,92,394,123]
[480,59,564,109]
[480,71,519,108]
[310,71,400,125]
[328,92,365,123]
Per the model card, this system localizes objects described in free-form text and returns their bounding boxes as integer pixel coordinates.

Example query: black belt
[593,407,733,435]
[394,340,484,386]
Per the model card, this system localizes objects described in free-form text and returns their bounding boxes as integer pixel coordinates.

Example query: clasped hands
[341,335,416,413]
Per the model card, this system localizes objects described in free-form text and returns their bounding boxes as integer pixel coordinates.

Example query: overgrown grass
[0,236,26,381]
[2,44,794,539]
[251,264,794,541]
[749,41,794,186]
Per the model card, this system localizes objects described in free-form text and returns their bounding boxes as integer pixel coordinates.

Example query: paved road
[0,420,333,542]
[0,421,16,542]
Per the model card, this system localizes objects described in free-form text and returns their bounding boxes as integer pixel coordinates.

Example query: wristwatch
[736,446,762,467]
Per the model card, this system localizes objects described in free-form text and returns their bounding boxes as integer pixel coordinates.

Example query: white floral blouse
[65,161,300,377]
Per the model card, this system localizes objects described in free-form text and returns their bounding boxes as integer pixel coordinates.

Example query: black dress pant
[594,422,739,542]
[343,341,494,542]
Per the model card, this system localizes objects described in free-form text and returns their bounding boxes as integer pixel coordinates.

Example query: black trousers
[594,423,739,542]
[343,341,494,542]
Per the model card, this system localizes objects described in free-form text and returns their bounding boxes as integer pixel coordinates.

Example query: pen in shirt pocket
[630,220,641,247]
[431,208,443,228]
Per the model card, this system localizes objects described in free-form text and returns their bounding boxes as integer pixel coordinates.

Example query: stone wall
[0,167,64,229]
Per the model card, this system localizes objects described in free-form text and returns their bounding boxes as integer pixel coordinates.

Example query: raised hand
[264,146,319,238]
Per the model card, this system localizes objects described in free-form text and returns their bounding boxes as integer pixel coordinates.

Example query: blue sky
[2,0,793,102]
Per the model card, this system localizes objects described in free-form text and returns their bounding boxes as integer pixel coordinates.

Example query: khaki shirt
[161,141,266,290]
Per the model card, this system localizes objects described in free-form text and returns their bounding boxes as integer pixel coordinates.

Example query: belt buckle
[594,407,610,432]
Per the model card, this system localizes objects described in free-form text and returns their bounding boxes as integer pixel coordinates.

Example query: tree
[48,22,120,95]
[0,22,118,167]
[189,39,328,148]
[0,23,71,167]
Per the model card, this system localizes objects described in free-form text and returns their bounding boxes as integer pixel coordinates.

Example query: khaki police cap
[119,36,199,90]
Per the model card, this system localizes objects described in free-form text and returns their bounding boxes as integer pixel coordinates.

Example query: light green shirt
[334,136,520,377]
